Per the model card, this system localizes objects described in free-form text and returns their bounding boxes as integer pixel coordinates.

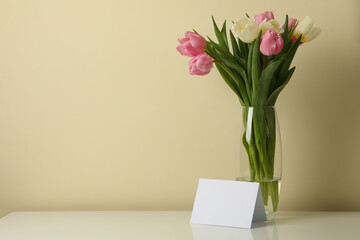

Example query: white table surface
[0,211,359,240]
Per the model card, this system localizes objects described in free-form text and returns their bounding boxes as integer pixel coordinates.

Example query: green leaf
[215,63,244,105]
[288,25,296,37]
[221,57,251,104]
[205,41,218,59]
[238,38,248,57]
[251,33,262,101]
[216,47,246,70]
[281,15,289,52]
[277,35,301,78]
[207,37,233,58]
[252,33,261,82]
[229,30,240,57]
[212,16,228,51]
[255,55,286,105]
[234,55,247,69]
[220,20,229,48]
[284,15,289,36]
[232,71,250,106]
[267,67,296,105]
[247,42,253,90]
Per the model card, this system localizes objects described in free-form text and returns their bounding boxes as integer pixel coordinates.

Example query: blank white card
[190,179,266,228]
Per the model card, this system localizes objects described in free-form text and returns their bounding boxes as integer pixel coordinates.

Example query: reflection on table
[191,221,277,240]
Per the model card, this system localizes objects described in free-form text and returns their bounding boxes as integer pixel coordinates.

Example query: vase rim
[241,105,275,108]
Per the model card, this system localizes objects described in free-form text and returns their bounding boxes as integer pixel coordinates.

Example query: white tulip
[258,19,283,35]
[294,16,321,42]
[231,18,259,43]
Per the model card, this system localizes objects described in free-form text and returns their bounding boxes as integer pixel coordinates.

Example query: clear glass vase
[236,106,282,221]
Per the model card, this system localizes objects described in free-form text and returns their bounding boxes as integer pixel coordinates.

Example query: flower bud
[260,30,284,56]
[188,53,213,76]
[294,16,321,42]
[231,18,259,43]
[176,31,207,57]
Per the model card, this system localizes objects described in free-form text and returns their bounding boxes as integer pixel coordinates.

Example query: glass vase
[236,106,282,221]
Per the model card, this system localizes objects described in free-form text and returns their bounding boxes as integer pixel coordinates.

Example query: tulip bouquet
[177,11,320,214]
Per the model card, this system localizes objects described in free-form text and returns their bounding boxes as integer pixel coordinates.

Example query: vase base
[265,211,276,221]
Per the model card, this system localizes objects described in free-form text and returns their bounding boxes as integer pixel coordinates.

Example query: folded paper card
[190,179,266,228]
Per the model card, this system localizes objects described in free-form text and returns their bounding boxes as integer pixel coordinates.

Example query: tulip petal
[176,45,187,56]
[260,30,283,56]
[188,34,206,52]
[254,11,274,25]
[232,18,259,43]
[178,37,189,44]
[177,31,207,57]
[294,16,321,42]
[188,53,213,76]
[304,26,321,42]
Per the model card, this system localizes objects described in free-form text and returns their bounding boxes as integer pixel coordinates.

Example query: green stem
[242,107,279,213]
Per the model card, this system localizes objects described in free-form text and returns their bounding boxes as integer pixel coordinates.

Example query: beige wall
[0,0,359,217]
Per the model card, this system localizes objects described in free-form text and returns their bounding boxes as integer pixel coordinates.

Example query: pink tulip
[176,31,207,57]
[282,18,298,43]
[287,18,297,29]
[188,53,213,76]
[254,11,274,25]
[260,30,284,56]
